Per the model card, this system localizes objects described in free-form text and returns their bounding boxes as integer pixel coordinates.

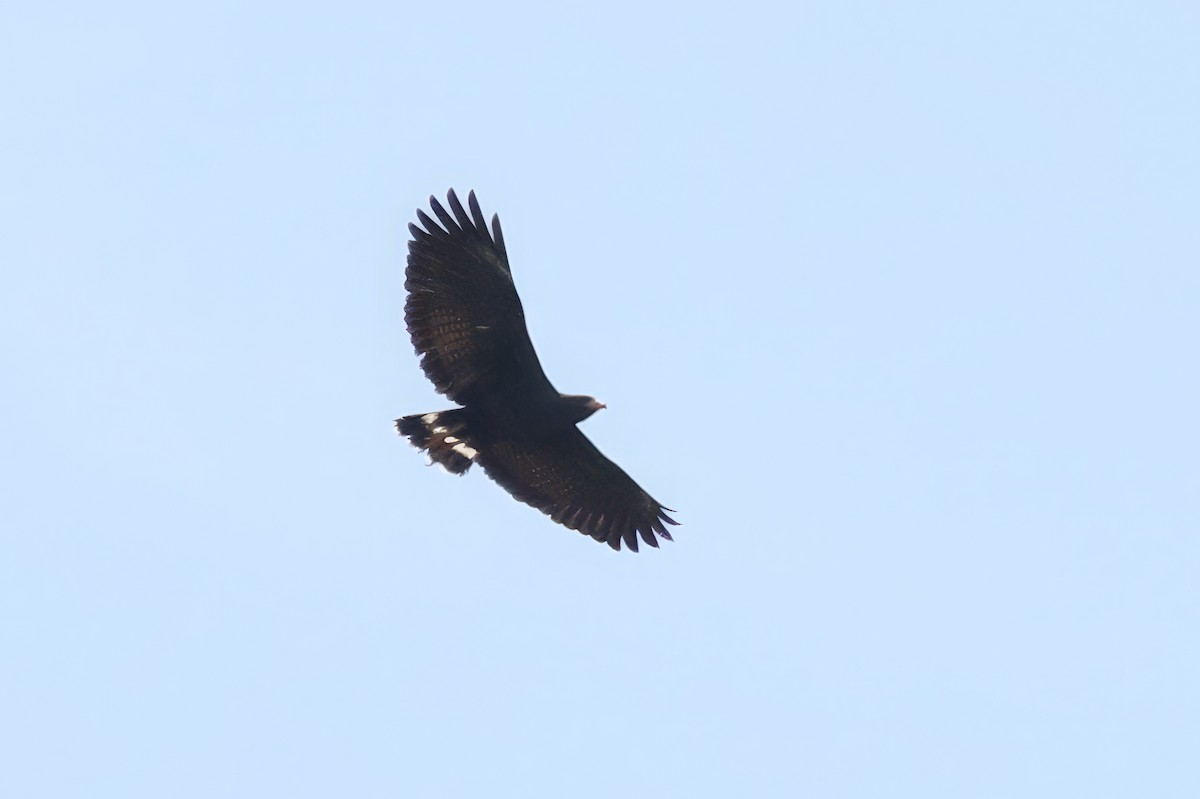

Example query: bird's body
[395,190,677,551]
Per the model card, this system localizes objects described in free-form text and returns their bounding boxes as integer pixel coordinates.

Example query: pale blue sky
[2,1,1198,797]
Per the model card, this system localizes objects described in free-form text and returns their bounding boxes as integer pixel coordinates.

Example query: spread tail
[395,409,478,475]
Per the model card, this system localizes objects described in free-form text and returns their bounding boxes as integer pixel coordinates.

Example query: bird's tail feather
[395,409,478,475]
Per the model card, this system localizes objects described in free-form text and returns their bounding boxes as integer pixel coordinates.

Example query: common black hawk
[395,190,678,552]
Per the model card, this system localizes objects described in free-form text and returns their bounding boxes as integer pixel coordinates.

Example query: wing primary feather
[607,512,629,542]
[415,209,441,236]
[639,527,660,548]
[447,189,473,231]
[491,214,507,260]
[429,195,459,233]
[468,191,490,237]
[622,528,639,552]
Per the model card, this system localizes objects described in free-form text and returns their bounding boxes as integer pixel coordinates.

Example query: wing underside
[477,427,678,552]
[405,190,555,405]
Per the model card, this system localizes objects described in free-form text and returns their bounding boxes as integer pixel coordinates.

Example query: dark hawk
[395,190,678,551]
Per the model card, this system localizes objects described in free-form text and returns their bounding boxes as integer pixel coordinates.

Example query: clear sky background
[2,2,1197,797]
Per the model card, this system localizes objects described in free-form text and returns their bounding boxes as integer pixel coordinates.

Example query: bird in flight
[395,190,678,551]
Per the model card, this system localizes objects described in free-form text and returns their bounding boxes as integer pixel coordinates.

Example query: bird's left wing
[476,428,678,552]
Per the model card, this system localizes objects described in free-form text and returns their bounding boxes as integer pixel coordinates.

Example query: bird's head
[562,394,606,424]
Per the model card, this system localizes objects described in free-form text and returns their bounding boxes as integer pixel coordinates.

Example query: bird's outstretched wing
[405,190,555,405]
[476,428,679,552]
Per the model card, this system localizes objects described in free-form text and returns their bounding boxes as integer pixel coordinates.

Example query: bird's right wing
[405,190,556,405]
[476,426,678,552]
